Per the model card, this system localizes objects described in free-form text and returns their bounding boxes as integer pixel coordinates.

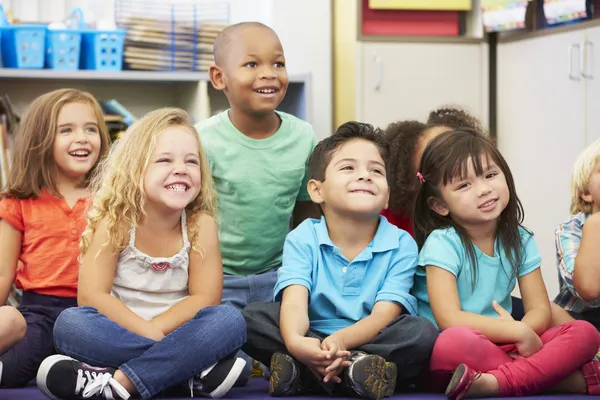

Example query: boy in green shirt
[195,22,319,384]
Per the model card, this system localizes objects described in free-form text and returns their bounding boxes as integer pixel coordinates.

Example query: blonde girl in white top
[36,108,247,400]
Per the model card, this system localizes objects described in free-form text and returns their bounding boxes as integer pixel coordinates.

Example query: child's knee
[431,326,481,367]
[52,306,86,338]
[214,305,247,338]
[1,306,26,340]
[411,317,439,355]
[565,320,600,351]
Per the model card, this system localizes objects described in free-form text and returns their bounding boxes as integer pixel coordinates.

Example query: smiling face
[211,24,288,117]
[309,138,390,218]
[431,154,510,231]
[52,102,102,183]
[143,126,202,213]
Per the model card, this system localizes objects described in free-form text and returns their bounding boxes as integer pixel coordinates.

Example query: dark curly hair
[384,120,428,215]
[385,107,485,217]
[427,106,485,132]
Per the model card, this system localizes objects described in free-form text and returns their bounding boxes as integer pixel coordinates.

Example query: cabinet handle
[569,44,581,81]
[374,56,382,90]
[583,41,594,80]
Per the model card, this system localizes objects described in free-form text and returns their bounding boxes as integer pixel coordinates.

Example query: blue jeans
[222,268,278,385]
[53,305,246,400]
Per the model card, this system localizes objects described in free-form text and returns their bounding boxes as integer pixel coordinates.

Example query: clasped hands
[287,334,352,383]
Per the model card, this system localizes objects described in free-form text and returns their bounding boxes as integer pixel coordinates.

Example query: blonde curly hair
[80,107,217,256]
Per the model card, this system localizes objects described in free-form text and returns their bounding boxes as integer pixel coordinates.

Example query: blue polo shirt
[274,216,419,335]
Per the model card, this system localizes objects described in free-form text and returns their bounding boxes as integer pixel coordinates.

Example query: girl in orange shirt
[0,89,110,387]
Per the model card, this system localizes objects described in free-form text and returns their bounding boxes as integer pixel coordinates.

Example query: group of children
[0,20,600,400]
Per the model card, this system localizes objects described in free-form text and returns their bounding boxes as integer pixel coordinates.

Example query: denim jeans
[222,268,278,385]
[53,305,246,399]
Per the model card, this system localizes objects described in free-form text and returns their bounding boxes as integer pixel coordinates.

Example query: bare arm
[518,268,551,335]
[291,201,320,229]
[427,266,529,343]
[280,285,311,349]
[78,219,164,341]
[0,221,20,305]
[328,301,401,350]
[150,214,222,335]
[573,214,600,301]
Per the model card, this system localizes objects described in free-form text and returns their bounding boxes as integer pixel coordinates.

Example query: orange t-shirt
[0,190,89,298]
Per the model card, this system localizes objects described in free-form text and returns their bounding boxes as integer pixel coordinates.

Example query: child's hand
[320,335,351,383]
[288,336,331,373]
[492,300,514,320]
[143,322,166,341]
[321,334,349,359]
[515,323,543,357]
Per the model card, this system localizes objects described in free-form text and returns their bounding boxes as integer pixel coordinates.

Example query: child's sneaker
[36,354,130,400]
[189,356,246,398]
[343,352,397,400]
[269,353,302,396]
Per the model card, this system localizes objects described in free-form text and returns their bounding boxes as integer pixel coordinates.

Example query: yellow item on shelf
[482,0,532,5]
[368,0,472,11]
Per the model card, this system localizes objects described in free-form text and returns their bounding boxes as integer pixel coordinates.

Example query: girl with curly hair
[383,107,481,236]
[37,108,247,400]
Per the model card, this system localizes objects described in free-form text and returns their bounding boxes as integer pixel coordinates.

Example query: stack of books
[119,16,225,72]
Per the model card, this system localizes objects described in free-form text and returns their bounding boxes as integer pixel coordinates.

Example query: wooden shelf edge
[0,69,310,83]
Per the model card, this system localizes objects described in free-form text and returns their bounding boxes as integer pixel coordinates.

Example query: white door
[359,41,488,130]
[497,30,586,298]
[584,26,600,145]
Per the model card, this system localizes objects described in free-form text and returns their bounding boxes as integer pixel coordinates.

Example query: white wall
[1,0,333,140]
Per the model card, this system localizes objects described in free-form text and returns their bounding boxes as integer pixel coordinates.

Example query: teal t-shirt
[195,110,317,276]
[412,226,541,330]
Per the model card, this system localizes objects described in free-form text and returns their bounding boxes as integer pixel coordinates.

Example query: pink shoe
[582,360,600,395]
[445,364,482,400]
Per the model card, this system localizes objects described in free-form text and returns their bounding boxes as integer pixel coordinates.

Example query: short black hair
[308,121,389,182]
[213,21,275,65]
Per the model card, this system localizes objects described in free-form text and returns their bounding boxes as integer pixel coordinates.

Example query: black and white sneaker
[189,356,246,398]
[343,352,396,400]
[36,355,130,400]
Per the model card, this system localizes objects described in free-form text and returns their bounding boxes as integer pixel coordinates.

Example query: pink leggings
[429,321,600,396]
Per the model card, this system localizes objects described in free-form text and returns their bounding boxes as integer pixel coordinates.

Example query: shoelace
[75,369,130,399]
[188,362,217,397]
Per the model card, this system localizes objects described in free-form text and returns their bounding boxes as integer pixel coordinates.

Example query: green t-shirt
[195,110,317,276]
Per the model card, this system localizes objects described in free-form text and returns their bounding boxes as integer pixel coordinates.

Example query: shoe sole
[36,354,76,400]
[357,356,397,400]
[445,364,466,398]
[206,357,247,399]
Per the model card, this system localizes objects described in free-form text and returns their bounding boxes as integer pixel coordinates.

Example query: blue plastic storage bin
[45,29,82,70]
[0,24,47,68]
[80,29,126,71]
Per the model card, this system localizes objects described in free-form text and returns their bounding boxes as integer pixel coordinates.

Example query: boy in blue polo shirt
[242,122,438,399]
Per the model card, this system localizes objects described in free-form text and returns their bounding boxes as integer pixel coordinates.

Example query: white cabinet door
[497,30,586,298]
[359,41,488,130]
[585,26,600,145]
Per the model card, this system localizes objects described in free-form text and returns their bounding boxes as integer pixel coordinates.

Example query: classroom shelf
[0,68,309,83]
[0,69,311,123]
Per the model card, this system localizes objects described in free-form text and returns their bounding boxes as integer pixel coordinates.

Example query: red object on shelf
[361,0,461,36]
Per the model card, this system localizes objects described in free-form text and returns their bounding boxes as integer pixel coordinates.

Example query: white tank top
[110,212,190,320]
